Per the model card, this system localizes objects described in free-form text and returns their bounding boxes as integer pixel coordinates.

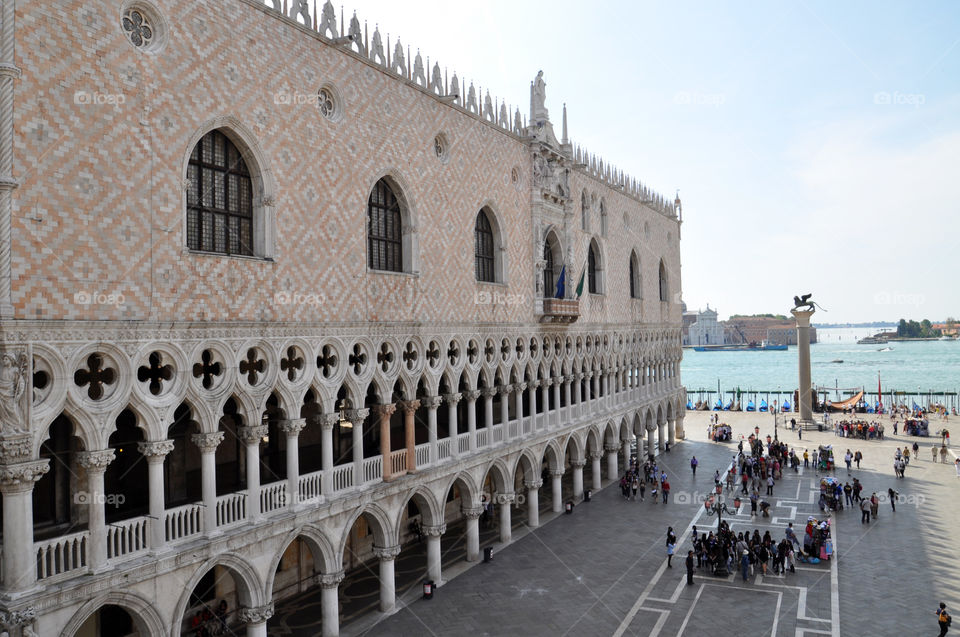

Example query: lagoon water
[680,327,960,402]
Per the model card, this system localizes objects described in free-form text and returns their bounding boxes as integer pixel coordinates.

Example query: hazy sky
[322,1,958,323]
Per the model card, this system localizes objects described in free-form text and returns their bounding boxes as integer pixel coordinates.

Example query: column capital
[277,418,307,435]
[461,506,484,520]
[317,413,340,430]
[515,382,528,392]
[0,434,33,464]
[563,375,574,384]
[480,387,497,399]
[423,523,446,538]
[372,544,402,561]
[575,373,585,381]
[77,449,115,472]
[399,399,421,414]
[344,408,370,424]
[524,479,543,490]
[549,469,565,478]
[571,460,586,469]
[138,439,175,459]
[462,390,481,402]
[0,459,49,493]
[497,492,515,504]
[0,607,36,628]
[191,431,225,453]
[499,383,514,393]
[238,603,274,624]
[319,570,345,589]
[420,395,442,409]
[373,403,397,418]
[529,379,541,389]
[238,424,269,445]
[604,444,619,454]
[588,451,604,461]
[442,392,462,405]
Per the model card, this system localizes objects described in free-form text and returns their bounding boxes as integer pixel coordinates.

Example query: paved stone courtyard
[344,412,960,637]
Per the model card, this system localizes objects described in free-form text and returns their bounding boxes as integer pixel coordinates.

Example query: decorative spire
[561,103,568,144]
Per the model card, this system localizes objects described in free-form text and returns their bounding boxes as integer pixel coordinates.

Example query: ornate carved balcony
[540,298,580,323]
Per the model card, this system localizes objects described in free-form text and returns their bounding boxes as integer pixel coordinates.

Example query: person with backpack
[937,602,951,636]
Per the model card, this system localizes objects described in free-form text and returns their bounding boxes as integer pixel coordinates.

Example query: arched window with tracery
[367,179,403,272]
[475,210,495,282]
[543,235,559,296]
[186,129,253,256]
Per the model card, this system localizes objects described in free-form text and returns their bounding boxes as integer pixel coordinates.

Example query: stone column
[551,379,561,427]
[444,392,462,456]
[373,545,402,613]
[422,396,441,464]
[668,418,676,446]
[573,374,583,419]
[525,479,542,528]
[571,460,585,499]
[462,507,482,562]
[374,404,396,481]
[541,379,551,428]
[0,441,49,594]
[605,443,618,479]
[423,524,446,583]
[591,372,599,405]
[463,390,480,452]
[77,449,115,572]
[238,425,267,520]
[238,603,274,637]
[498,493,514,543]
[514,383,526,431]
[138,440,174,552]
[481,387,496,434]
[550,469,564,513]
[320,571,345,637]
[346,408,368,487]
[191,431,224,535]
[589,451,603,489]
[657,422,665,452]
[319,413,338,494]
[792,308,816,422]
[400,400,420,472]
[499,385,512,436]
[562,376,573,425]
[528,380,539,430]
[622,440,631,471]
[278,419,306,507]
[675,414,685,440]
[646,426,655,459]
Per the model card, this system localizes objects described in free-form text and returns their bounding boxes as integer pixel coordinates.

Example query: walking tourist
[937,602,951,636]
[854,450,862,468]
[934,445,939,462]
[888,487,897,512]
[741,550,750,582]
[860,497,871,524]
[691,455,698,476]
[941,445,948,463]
[870,492,879,520]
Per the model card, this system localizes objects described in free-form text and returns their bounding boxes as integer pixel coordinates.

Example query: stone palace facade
[0,1,685,635]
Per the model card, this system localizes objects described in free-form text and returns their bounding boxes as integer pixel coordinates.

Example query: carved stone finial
[466,83,477,114]
[319,0,338,38]
[391,40,406,76]
[429,63,443,95]
[370,27,385,65]
[348,12,364,54]
[412,51,426,86]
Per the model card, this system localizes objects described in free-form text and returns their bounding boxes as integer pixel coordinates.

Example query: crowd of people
[620,458,670,503]
[833,419,885,439]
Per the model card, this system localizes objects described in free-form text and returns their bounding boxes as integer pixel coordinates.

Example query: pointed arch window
[475,211,495,282]
[659,259,669,302]
[588,244,598,294]
[367,179,403,272]
[630,251,641,299]
[186,129,253,256]
[543,236,557,296]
